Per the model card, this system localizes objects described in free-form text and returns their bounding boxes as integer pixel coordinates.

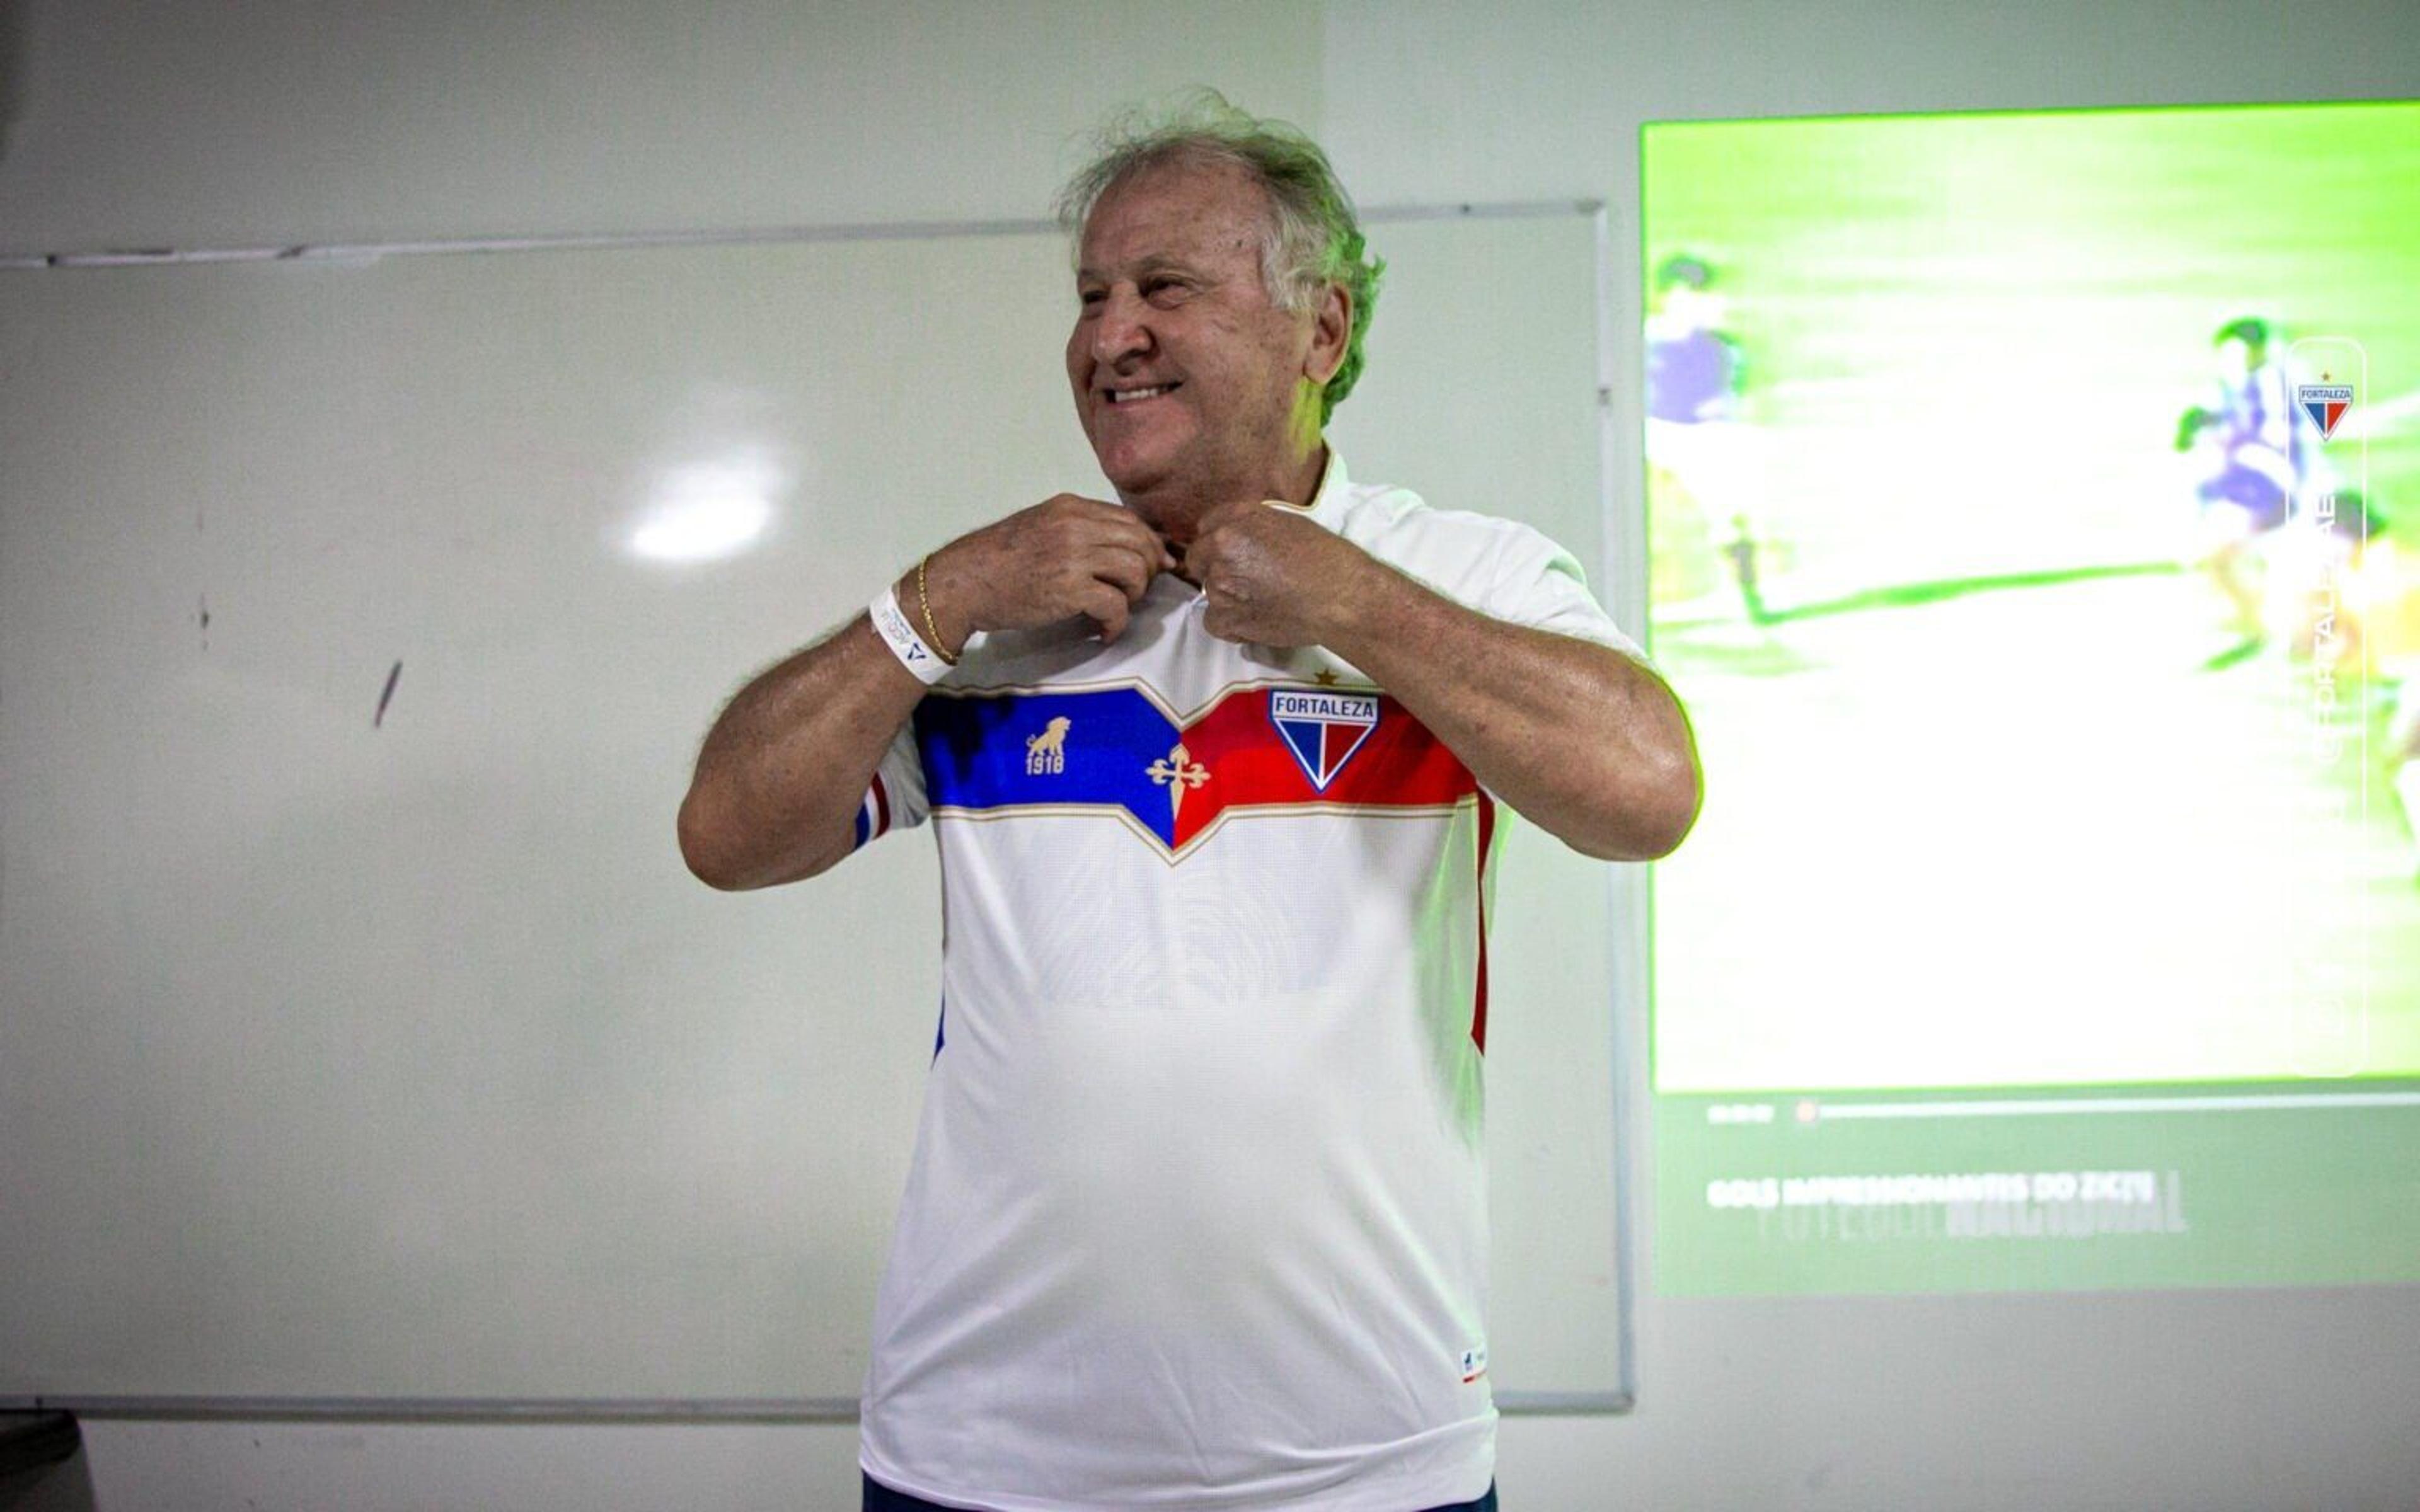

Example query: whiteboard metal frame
[0,201,1599,270]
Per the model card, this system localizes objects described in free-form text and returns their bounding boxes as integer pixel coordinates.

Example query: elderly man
[680,96,1699,1512]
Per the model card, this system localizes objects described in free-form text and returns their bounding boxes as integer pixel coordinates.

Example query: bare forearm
[1325,573,1700,861]
[678,498,1173,891]
[677,605,925,890]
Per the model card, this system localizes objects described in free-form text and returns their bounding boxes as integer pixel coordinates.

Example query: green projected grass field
[1645,101,2420,1096]
[1644,101,2420,1297]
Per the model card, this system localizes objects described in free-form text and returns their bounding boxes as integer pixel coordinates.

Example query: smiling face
[1065,160,1344,533]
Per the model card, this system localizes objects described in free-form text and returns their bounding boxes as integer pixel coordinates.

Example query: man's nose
[1091,288,1153,365]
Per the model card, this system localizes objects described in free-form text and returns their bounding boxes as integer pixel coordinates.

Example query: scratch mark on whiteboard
[375,660,402,727]
[199,594,210,650]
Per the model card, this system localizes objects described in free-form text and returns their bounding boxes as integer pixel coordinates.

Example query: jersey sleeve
[1477,521,1653,667]
[847,716,931,854]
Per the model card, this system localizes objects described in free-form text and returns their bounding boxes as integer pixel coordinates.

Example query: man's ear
[1305,280,1352,386]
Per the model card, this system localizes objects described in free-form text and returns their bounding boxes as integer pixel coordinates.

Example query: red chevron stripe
[1165,690,1477,849]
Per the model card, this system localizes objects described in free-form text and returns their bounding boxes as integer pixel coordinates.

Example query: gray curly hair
[1054,91,1385,426]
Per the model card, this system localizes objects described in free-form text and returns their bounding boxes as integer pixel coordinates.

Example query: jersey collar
[1260,445,1349,532]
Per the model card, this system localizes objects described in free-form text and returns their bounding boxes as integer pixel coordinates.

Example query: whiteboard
[0,207,1635,1411]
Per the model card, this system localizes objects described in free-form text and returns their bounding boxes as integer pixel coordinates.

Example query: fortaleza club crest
[1269,688,1379,791]
[2298,377,2355,442]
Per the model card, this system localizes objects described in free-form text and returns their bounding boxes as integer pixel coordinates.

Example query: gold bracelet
[915,554,959,667]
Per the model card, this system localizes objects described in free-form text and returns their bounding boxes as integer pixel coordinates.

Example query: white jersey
[852,453,1642,1511]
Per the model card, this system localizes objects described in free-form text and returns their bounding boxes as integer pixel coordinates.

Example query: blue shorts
[2198,464,2292,534]
[863,1470,1500,1512]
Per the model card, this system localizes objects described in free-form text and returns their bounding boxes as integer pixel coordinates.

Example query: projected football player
[1646,253,1769,624]
[677,92,1701,1512]
[2175,316,2329,662]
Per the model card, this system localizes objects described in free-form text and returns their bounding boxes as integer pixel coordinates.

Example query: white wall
[0,0,1323,249]
[5,1,2417,1508]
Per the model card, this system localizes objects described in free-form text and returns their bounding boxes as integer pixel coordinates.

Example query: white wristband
[870,585,953,684]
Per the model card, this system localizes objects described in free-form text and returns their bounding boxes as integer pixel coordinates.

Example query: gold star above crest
[1312,668,1340,687]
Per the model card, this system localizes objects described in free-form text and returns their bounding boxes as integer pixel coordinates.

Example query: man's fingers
[1089,544,1153,604]
[1047,492,1132,521]
[1103,512,1177,575]
[1052,494,1174,570]
[1200,594,1256,645]
[1081,583,1132,643]
[947,495,1173,636]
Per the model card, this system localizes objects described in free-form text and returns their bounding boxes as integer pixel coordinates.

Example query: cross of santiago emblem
[1146,741,1210,822]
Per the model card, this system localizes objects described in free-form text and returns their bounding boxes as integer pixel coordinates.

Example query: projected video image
[1644,100,2420,1295]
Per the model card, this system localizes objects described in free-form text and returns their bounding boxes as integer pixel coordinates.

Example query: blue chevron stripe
[914,688,1180,846]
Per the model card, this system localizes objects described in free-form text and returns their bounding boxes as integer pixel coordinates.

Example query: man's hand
[680,494,1172,891]
[1185,500,1382,647]
[1188,498,1701,860]
[921,495,1176,651]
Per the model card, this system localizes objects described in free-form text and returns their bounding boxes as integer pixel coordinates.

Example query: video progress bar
[1812,1091,2420,1121]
